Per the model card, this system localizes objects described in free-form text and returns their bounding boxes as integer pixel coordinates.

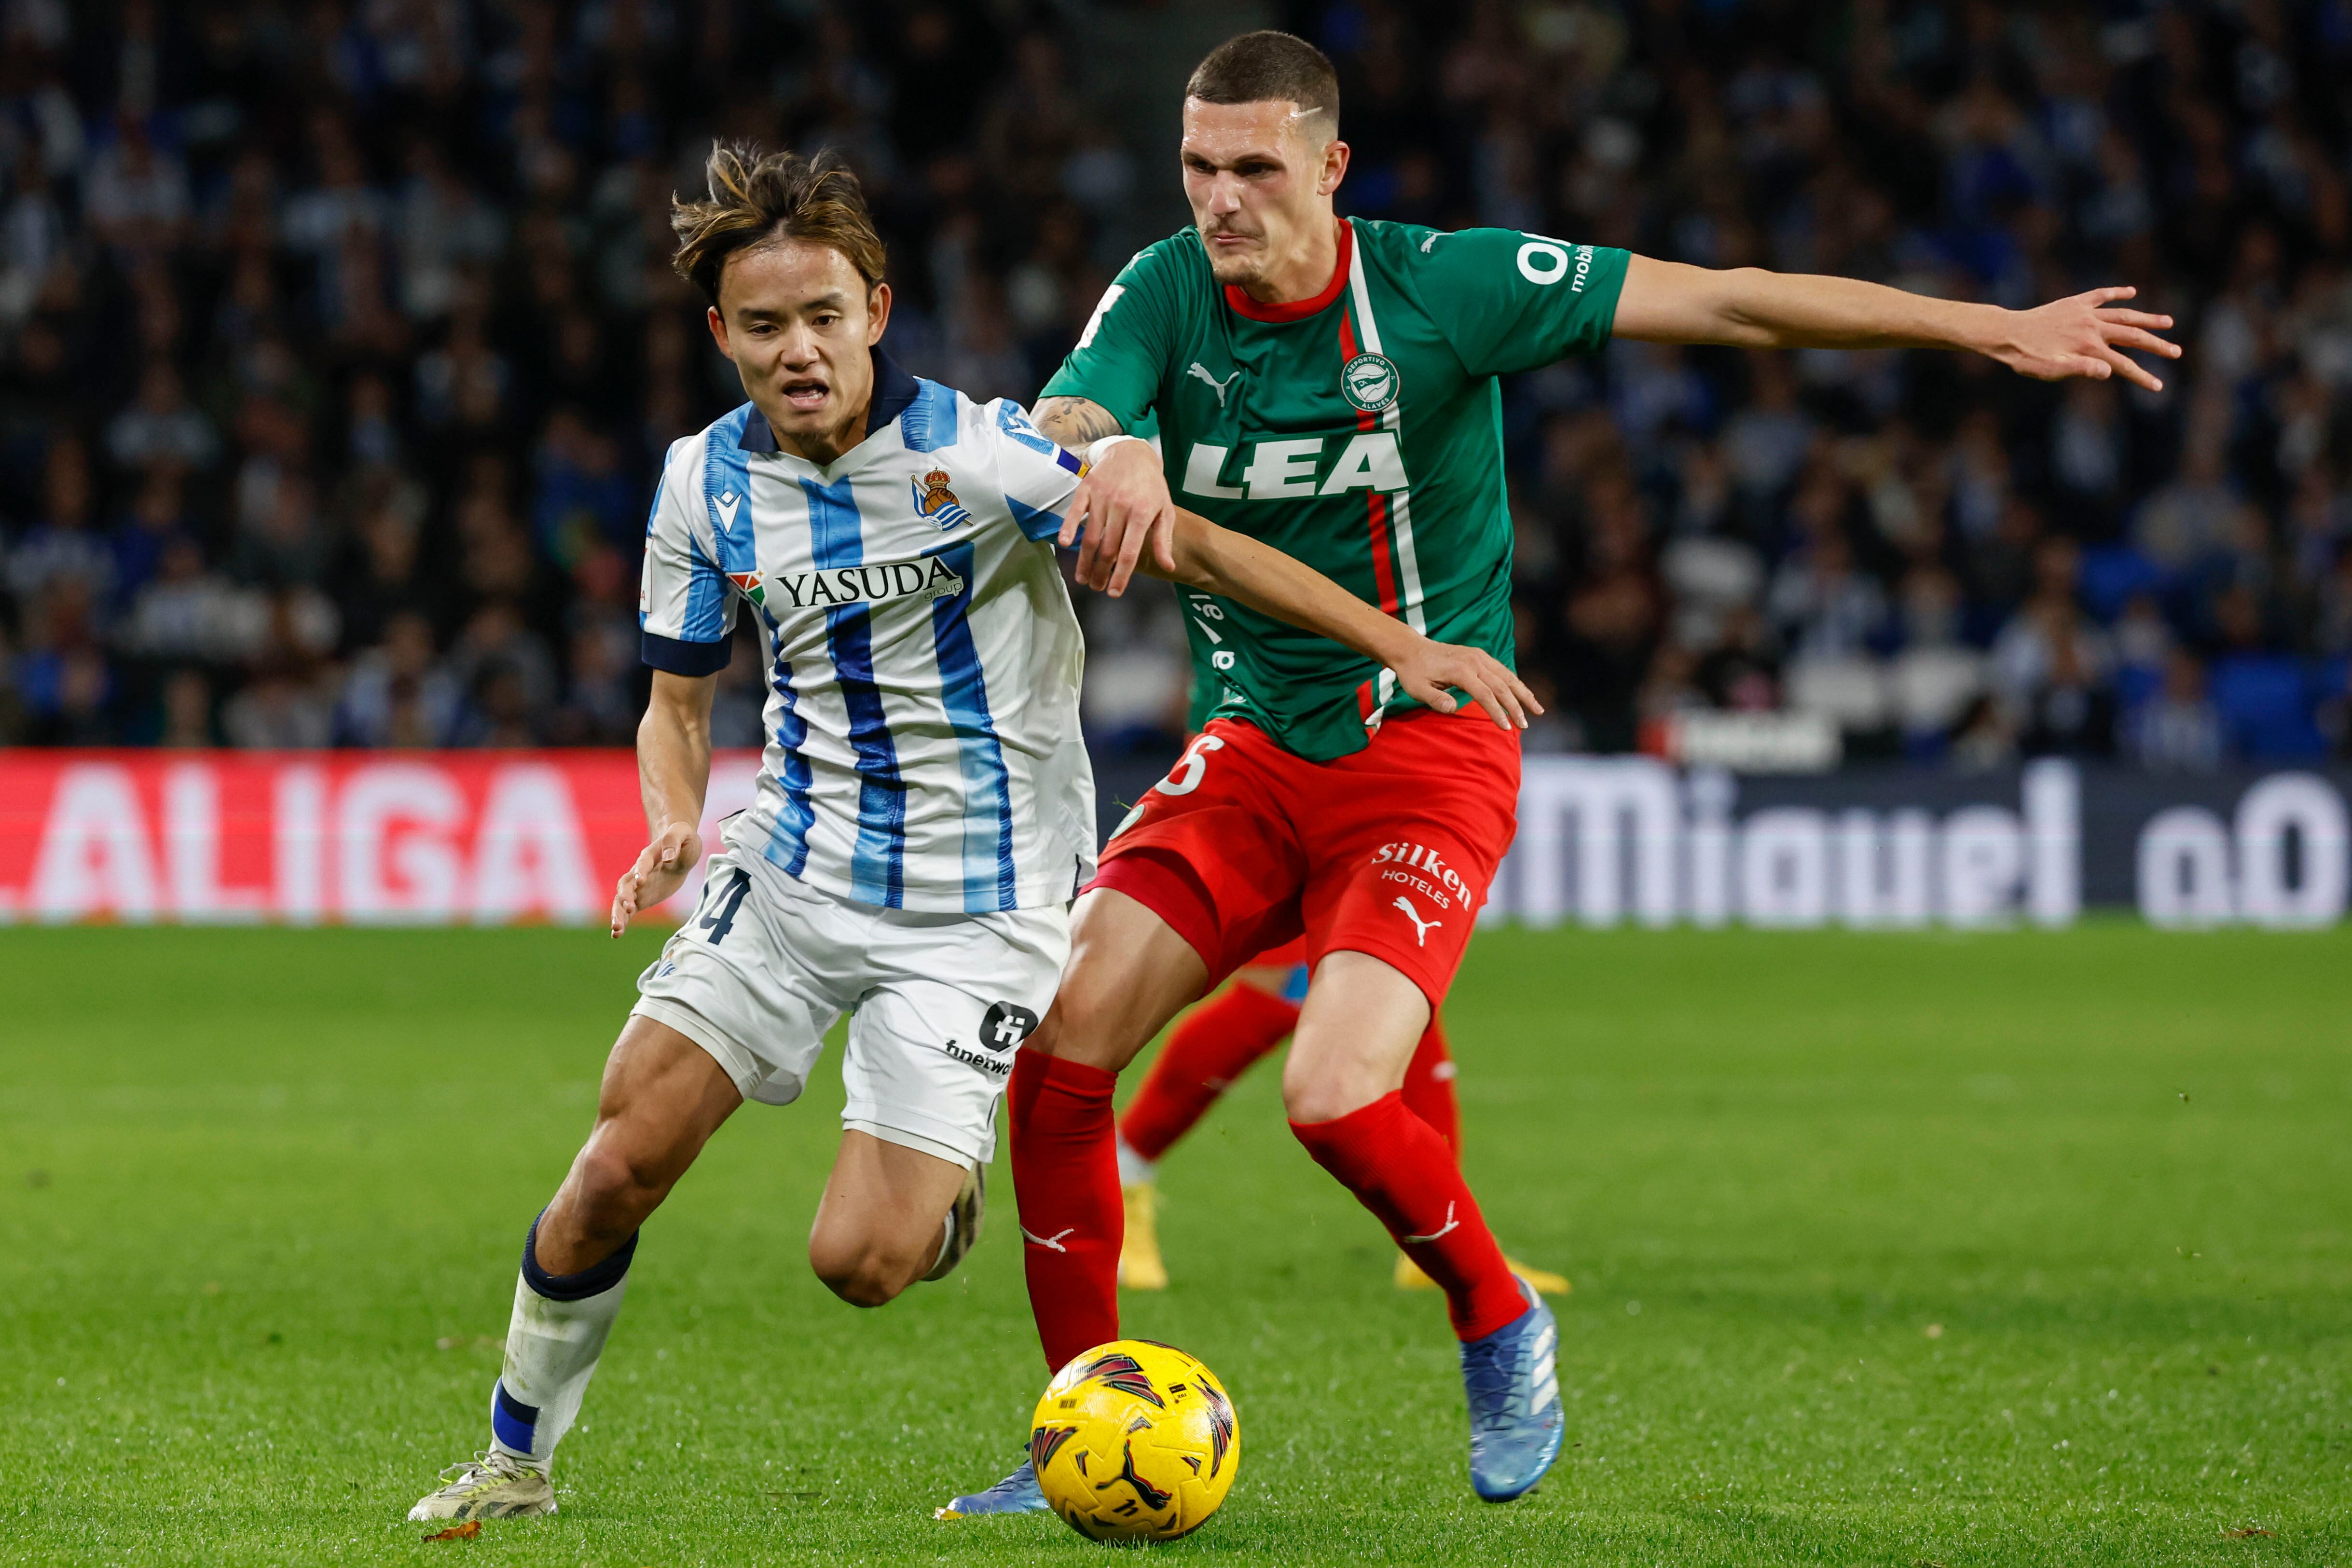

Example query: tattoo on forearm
[1033,396,1122,451]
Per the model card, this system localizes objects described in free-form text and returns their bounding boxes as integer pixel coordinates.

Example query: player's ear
[865,281,892,345]
[704,304,730,358]
[1318,138,1350,198]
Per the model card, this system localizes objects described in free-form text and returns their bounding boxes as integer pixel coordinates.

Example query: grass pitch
[2,922,2348,1566]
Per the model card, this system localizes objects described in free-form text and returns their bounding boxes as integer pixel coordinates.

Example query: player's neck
[762,392,870,468]
[1240,213,1345,306]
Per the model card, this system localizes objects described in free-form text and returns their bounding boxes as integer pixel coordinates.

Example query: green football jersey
[1045,217,1629,760]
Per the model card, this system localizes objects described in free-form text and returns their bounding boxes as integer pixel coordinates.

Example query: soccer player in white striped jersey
[407,141,1539,1524]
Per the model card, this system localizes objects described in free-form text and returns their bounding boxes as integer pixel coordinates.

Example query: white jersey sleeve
[639,433,739,675]
[983,399,1085,541]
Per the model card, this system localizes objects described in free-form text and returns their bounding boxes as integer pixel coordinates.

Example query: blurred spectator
[82,114,190,253]
[110,468,193,604]
[9,438,113,605]
[1558,477,1663,751]
[106,361,218,472]
[122,538,263,665]
[222,654,333,749]
[12,580,112,744]
[1991,538,2115,756]
[1770,525,1886,661]
[2134,416,2239,573]
[228,473,333,590]
[338,611,458,748]
[448,601,557,747]
[2127,650,2226,772]
[153,668,217,748]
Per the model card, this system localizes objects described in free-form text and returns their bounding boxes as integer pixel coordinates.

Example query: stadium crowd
[2,0,2349,769]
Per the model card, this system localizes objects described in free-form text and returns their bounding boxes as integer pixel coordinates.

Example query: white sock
[487,1216,636,1474]
[1115,1133,1155,1187]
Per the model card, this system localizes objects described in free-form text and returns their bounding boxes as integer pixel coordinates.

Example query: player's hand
[611,820,702,937]
[1061,440,1177,598]
[1391,638,1543,731]
[1986,286,2181,393]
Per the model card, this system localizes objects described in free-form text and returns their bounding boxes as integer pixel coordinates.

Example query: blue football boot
[935,1456,1046,1519]
[1460,1279,1564,1501]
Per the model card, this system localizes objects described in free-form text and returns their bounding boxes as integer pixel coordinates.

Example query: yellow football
[1029,1339,1239,1541]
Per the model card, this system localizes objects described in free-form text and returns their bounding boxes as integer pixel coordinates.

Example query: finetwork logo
[943,1039,1012,1076]
[978,1001,1039,1051]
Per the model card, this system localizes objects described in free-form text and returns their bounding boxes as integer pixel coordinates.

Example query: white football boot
[922,1162,987,1282]
[407,1450,556,1521]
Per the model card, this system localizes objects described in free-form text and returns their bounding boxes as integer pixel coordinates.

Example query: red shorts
[1088,711,1520,1007]
[1245,937,1309,970]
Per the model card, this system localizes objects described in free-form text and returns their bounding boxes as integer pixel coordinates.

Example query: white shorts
[631,847,1070,1167]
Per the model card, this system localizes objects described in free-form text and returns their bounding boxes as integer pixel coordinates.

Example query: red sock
[1399,1017,1461,1156]
[1291,1092,1525,1341]
[1118,983,1301,1162]
[1008,1051,1123,1371]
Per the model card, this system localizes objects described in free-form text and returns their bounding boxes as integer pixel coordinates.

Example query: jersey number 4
[699,867,752,945]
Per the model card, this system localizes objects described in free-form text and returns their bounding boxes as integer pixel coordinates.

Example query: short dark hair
[1185,30,1340,133]
[670,142,886,308]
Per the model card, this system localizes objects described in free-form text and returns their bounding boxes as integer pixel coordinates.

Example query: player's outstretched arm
[1036,395,1177,598]
[611,669,717,936]
[1145,508,1542,732]
[1611,255,2183,392]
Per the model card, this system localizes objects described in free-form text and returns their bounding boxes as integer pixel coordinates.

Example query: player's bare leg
[1115,960,1298,1290]
[1279,950,1425,1119]
[412,1017,740,1521]
[536,1016,745,1270]
[1284,951,1562,1502]
[809,1130,986,1307]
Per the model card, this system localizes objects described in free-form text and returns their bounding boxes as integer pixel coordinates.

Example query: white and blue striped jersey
[639,352,1095,914]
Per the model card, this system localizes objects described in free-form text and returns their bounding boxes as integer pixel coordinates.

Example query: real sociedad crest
[913,467,972,529]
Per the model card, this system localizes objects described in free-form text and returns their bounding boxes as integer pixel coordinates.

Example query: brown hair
[670,142,886,308]
[1185,31,1340,133]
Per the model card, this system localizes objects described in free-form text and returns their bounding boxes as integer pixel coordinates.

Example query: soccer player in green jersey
[944,30,2179,1513]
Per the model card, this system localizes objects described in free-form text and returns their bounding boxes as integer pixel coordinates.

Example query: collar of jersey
[736,348,921,462]
[1221,218,1352,324]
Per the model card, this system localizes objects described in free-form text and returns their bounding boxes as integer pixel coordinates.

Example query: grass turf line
[0,923,2346,1565]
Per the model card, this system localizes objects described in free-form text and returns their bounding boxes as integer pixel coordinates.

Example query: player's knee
[571,1142,669,1234]
[808,1234,920,1308]
[1029,977,1126,1069]
[1280,1058,1383,1126]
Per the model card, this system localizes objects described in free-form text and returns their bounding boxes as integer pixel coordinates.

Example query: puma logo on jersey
[1403,1202,1459,1244]
[763,555,966,611]
[1187,362,1242,406]
[1392,894,1442,947]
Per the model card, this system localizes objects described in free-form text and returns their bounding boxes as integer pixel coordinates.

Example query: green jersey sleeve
[1039,239,1191,429]
[1407,228,1630,377]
